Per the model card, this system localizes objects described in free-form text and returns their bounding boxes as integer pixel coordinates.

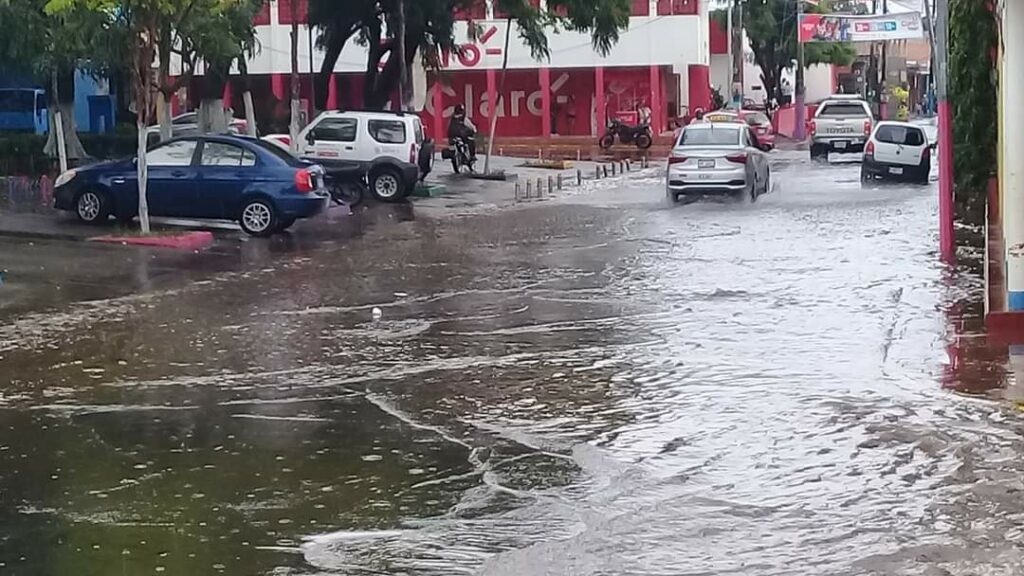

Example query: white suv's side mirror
[305,131,316,145]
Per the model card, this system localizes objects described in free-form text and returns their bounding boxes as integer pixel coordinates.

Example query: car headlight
[54,169,77,188]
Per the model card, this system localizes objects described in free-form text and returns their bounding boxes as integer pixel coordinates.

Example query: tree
[309,0,631,111]
[45,0,233,234]
[719,0,856,108]
[0,0,119,162]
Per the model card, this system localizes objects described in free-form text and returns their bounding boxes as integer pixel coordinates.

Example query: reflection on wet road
[0,146,1016,575]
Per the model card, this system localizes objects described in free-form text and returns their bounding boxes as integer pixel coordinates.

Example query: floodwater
[0,145,1018,575]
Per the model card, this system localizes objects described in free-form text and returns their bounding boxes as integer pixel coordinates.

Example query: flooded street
[1,148,1018,575]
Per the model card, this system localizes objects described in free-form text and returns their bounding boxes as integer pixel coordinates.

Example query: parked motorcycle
[324,173,366,207]
[441,137,476,174]
[599,119,653,150]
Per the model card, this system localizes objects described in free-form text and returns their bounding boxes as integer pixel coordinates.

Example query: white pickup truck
[809,98,874,161]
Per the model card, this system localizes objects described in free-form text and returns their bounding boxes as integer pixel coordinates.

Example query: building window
[656,0,697,16]
[278,0,308,25]
[454,0,487,20]
[494,0,540,20]
[253,0,271,25]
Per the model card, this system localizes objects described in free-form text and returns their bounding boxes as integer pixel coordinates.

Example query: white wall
[238,15,705,76]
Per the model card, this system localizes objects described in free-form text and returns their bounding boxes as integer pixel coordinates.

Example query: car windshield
[680,127,740,146]
[251,139,305,166]
[819,103,868,117]
[875,125,925,146]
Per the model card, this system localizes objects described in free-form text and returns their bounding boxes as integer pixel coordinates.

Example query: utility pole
[923,0,936,114]
[288,0,300,153]
[879,0,889,119]
[730,0,744,109]
[934,0,953,263]
[396,0,408,111]
[794,0,806,139]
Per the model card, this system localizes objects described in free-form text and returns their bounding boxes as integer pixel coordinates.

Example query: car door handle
[171,170,187,177]
[344,146,354,151]
[112,177,125,184]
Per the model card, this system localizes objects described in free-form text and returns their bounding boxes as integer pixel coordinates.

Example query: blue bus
[0,88,49,134]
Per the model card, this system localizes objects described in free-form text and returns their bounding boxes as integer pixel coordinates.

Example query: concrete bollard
[620,160,626,173]
[526,179,532,198]
[577,169,582,186]
[603,165,609,178]
[611,162,617,176]
[625,159,631,171]
[557,174,563,190]
[515,182,521,201]
[537,177,544,197]
[577,149,581,161]
[596,165,601,179]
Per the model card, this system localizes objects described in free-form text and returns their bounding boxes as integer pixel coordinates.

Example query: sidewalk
[418,154,644,211]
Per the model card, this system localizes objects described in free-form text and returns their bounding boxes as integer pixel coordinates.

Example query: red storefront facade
[182,0,713,141]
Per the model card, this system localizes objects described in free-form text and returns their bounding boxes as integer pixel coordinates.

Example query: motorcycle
[441,136,476,174]
[324,173,366,207]
[599,119,653,150]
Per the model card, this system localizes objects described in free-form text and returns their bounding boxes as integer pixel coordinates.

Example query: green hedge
[0,132,139,177]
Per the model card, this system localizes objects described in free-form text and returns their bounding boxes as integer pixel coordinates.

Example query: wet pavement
[0,145,1018,575]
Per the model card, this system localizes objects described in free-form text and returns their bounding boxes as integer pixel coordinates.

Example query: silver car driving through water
[666,122,772,203]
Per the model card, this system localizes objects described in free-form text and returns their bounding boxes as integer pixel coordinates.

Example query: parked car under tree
[53,134,329,236]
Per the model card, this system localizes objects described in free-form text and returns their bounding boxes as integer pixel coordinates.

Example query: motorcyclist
[447,104,477,161]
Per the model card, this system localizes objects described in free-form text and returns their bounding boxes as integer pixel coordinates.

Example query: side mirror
[305,131,316,145]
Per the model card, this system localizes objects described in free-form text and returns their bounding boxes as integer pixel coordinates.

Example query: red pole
[486,69,497,137]
[595,67,606,136]
[432,81,444,142]
[649,65,661,134]
[935,0,955,264]
[540,67,551,137]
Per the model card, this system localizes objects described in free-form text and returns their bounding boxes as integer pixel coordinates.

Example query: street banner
[799,12,924,43]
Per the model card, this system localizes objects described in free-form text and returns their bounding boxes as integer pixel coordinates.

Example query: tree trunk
[198,63,229,134]
[239,60,258,137]
[156,23,174,142]
[44,68,86,162]
[135,35,154,235]
[314,28,347,111]
[289,1,301,153]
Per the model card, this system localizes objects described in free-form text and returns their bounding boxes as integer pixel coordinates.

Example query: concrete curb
[89,231,215,250]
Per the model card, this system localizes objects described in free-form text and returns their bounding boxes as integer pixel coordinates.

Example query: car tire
[369,167,406,203]
[75,190,111,224]
[860,168,871,182]
[239,198,278,237]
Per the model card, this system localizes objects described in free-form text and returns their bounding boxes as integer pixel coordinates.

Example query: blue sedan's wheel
[239,199,278,237]
[76,190,109,224]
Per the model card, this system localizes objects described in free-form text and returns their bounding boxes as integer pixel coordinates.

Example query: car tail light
[410,143,418,164]
[863,120,872,135]
[809,121,816,136]
[294,169,315,193]
[922,145,931,161]
[668,155,687,165]
[726,153,748,164]
[865,140,875,157]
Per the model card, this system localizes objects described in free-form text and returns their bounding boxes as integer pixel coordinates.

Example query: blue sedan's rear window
[251,140,305,167]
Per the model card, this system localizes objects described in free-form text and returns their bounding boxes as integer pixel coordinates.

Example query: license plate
[834,141,848,150]
[697,173,713,179]
[698,159,714,169]
[889,167,904,175]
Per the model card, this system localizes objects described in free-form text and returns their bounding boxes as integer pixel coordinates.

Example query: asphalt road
[0,145,1016,576]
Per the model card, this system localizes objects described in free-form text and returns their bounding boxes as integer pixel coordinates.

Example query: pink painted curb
[88,231,215,250]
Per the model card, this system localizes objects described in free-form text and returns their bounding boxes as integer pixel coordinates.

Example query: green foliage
[310,0,631,109]
[716,0,855,105]
[949,0,997,224]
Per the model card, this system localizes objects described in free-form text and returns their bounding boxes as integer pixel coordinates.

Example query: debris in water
[371,307,383,321]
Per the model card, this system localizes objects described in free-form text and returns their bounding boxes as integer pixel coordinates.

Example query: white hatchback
[861,121,933,184]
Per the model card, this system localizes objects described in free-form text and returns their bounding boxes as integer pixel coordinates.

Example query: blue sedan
[54,135,329,236]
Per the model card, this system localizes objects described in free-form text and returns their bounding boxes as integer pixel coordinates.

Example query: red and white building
[194,0,714,141]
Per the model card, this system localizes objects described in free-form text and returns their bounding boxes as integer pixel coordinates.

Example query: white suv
[861,121,932,184]
[294,110,434,202]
